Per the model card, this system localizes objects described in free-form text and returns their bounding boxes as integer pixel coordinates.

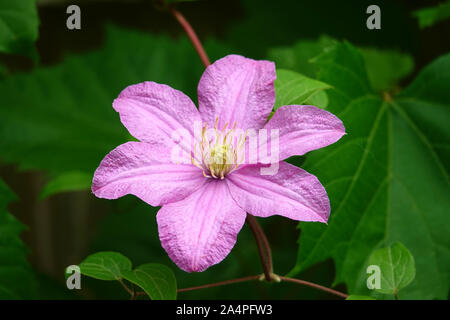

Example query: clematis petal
[92,141,205,206]
[264,105,345,161]
[227,162,330,223]
[198,55,276,130]
[157,180,246,272]
[113,81,201,150]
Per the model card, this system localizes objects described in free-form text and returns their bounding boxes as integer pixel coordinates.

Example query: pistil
[192,118,246,179]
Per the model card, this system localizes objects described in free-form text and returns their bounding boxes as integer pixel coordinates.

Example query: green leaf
[413,1,450,29]
[0,179,36,298]
[0,25,206,196]
[367,242,415,295]
[79,251,132,281]
[39,171,92,199]
[274,69,330,110]
[269,38,414,92]
[346,295,376,300]
[289,41,450,299]
[360,48,414,92]
[123,263,177,300]
[0,0,39,55]
[268,36,336,78]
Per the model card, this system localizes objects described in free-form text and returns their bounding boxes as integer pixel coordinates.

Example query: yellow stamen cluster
[192,118,246,179]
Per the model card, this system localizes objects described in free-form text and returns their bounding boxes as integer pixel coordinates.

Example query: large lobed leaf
[274,69,330,110]
[268,37,414,93]
[288,42,450,299]
[0,179,36,298]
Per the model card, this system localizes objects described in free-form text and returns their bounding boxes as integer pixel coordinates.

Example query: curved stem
[118,279,134,296]
[176,274,348,299]
[246,214,273,281]
[178,275,261,293]
[167,4,211,67]
[256,219,273,272]
[279,276,349,299]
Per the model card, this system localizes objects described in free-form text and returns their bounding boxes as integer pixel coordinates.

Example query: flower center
[192,119,246,179]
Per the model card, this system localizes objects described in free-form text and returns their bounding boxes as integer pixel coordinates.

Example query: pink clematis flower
[92,55,345,272]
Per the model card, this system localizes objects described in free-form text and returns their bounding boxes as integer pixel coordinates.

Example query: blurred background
[0,0,449,299]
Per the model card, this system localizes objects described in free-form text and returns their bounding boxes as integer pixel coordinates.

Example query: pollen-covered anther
[192,118,246,179]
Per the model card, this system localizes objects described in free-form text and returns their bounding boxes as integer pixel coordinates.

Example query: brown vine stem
[278,276,349,299]
[246,214,273,281]
[177,275,261,293]
[123,275,348,299]
[176,274,348,299]
[118,279,135,297]
[166,2,211,67]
